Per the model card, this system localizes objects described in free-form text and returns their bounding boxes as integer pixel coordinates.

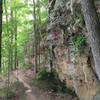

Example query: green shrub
[72,34,86,50]
[33,69,77,95]
[0,87,16,99]
[37,68,56,80]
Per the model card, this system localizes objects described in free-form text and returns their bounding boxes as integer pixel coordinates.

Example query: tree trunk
[33,0,38,74]
[0,0,2,71]
[10,6,14,70]
[81,0,100,80]
[14,8,17,69]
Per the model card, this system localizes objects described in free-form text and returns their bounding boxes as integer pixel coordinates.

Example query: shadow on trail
[12,69,78,100]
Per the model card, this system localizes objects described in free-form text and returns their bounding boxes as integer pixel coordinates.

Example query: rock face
[54,46,100,100]
[47,0,100,100]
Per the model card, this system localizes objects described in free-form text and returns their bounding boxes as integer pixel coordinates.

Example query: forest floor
[0,68,78,100]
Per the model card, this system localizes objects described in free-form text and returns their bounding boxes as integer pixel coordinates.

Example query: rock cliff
[47,0,100,100]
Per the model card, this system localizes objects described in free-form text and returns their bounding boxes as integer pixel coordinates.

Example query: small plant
[33,69,67,93]
[36,68,51,80]
[72,34,86,50]
[0,87,16,99]
[32,68,77,96]
[66,87,77,97]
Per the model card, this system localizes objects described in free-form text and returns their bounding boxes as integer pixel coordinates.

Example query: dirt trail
[13,69,78,100]
[13,69,37,100]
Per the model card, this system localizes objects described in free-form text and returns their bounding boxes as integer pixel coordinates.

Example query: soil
[0,69,78,100]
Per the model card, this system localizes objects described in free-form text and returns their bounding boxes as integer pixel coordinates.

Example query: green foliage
[33,68,77,96]
[37,68,54,80]
[72,34,86,50]
[2,0,48,74]
[33,71,67,93]
[0,87,16,99]
[0,81,26,99]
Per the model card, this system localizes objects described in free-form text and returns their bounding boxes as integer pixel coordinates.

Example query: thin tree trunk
[10,4,14,70]
[0,0,2,71]
[4,0,10,97]
[33,0,38,74]
[81,0,100,80]
[37,0,41,70]
[14,8,17,69]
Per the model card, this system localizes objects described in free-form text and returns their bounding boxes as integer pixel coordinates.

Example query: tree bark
[81,0,100,80]
[10,0,14,70]
[0,0,2,71]
[14,9,17,69]
[33,0,38,74]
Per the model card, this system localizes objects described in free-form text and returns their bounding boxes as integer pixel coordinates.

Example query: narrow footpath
[13,69,78,100]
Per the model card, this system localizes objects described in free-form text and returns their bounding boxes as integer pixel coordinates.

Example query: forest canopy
[0,0,100,100]
[2,0,48,73]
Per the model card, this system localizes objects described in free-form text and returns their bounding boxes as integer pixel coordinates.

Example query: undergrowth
[32,68,77,97]
[72,34,86,51]
[0,87,16,100]
[0,82,26,100]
